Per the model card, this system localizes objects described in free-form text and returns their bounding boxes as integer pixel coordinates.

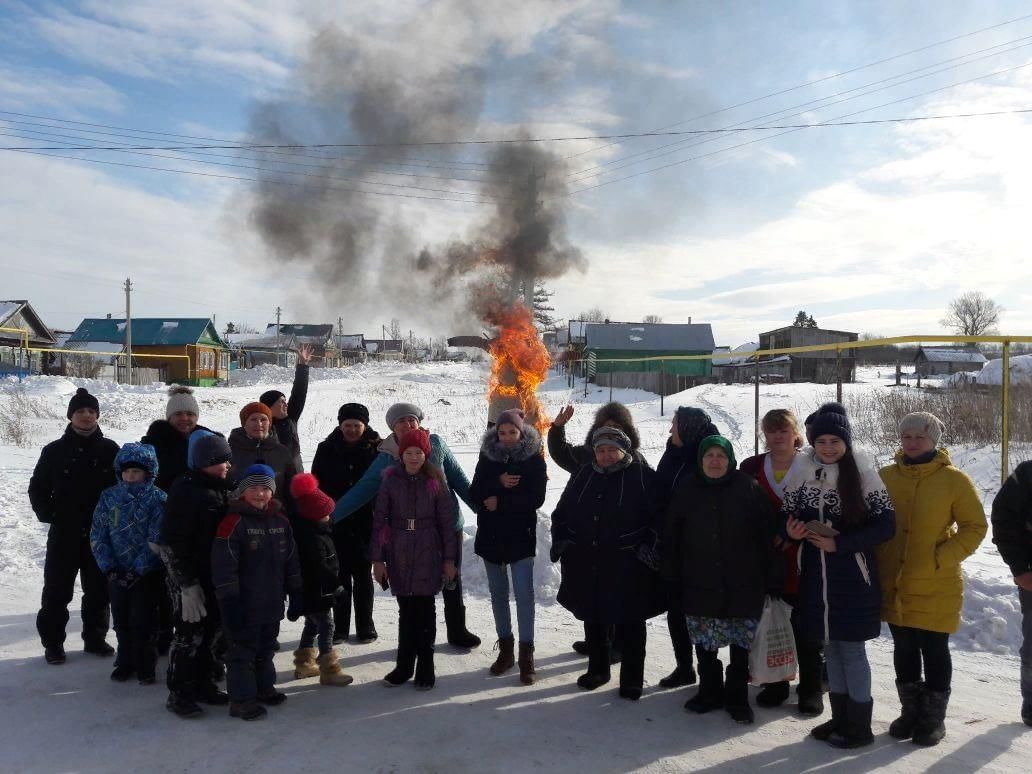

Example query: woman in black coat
[551,426,664,700]
[469,409,547,685]
[310,403,382,643]
[663,434,782,725]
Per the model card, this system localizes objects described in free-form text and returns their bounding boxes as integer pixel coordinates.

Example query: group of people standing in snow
[24,366,1032,745]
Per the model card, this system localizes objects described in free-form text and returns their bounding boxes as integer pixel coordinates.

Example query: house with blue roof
[66,317,230,386]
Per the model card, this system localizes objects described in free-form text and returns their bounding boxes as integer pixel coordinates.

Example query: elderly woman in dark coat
[664,435,782,725]
[551,427,664,700]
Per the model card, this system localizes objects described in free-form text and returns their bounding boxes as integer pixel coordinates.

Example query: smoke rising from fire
[243,21,586,332]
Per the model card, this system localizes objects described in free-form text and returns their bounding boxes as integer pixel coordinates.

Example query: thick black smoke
[243,23,584,332]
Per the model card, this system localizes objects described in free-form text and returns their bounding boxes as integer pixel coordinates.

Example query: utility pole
[124,277,133,386]
[337,316,343,366]
[409,329,414,362]
[275,306,282,367]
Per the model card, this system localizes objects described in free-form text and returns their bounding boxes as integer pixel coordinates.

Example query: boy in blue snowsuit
[90,443,166,684]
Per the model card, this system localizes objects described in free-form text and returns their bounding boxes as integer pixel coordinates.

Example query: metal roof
[0,300,58,345]
[585,322,715,352]
[67,318,228,347]
[263,323,334,340]
[917,347,987,364]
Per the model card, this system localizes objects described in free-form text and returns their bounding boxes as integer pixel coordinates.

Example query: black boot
[44,646,66,665]
[385,607,417,686]
[166,688,203,718]
[111,643,134,681]
[83,638,115,656]
[1021,698,1032,727]
[685,657,724,713]
[811,692,847,740]
[229,700,267,721]
[197,682,230,705]
[888,681,923,739]
[659,664,698,689]
[577,631,611,690]
[828,698,875,749]
[796,642,825,716]
[756,681,790,708]
[724,663,754,724]
[414,606,436,691]
[572,640,589,656]
[444,603,481,649]
[912,688,950,747]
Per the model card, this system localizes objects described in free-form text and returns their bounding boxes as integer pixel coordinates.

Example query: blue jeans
[300,611,334,654]
[825,639,872,703]
[484,558,535,644]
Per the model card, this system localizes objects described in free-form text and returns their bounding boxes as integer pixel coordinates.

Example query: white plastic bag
[748,596,797,684]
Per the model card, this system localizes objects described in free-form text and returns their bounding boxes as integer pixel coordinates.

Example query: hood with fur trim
[480,424,542,463]
[583,402,640,450]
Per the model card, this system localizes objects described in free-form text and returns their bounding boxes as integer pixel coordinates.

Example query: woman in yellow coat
[878,412,986,748]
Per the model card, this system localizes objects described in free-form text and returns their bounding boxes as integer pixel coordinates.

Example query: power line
[560,60,1032,198]
[3,106,1031,153]
[7,149,499,205]
[561,11,1032,162]
[566,34,1032,182]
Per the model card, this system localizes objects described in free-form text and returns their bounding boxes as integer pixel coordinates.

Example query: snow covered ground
[1,362,1030,772]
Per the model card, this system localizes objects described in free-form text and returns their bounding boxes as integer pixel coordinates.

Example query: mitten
[286,592,304,622]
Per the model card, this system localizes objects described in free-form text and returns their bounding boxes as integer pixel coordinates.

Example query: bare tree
[577,307,609,323]
[642,314,663,324]
[388,317,403,341]
[940,291,1003,336]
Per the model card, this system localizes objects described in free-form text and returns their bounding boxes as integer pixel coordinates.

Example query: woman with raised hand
[782,402,895,749]
[878,412,986,746]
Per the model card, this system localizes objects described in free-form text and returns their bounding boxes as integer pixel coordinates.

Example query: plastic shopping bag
[748,596,797,684]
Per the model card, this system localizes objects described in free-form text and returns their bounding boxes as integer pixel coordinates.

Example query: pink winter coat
[369,464,458,596]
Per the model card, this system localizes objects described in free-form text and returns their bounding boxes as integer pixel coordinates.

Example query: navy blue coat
[780,451,896,642]
[551,458,665,624]
[469,426,547,565]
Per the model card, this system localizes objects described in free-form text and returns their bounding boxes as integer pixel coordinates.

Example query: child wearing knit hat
[289,473,353,688]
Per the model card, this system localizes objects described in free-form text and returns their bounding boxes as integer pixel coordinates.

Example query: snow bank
[460,511,561,605]
[974,353,1032,386]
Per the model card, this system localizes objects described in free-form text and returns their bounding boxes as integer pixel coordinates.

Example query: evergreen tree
[531,282,557,331]
[792,311,809,327]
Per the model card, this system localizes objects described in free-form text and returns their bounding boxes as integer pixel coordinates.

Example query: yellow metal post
[1002,341,1011,484]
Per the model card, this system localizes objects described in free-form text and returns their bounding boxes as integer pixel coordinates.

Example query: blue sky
[2,0,1031,344]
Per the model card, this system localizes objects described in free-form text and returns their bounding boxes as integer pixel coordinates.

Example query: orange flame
[486,302,551,435]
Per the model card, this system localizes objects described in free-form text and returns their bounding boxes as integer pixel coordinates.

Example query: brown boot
[518,642,536,686]
[317,650,354,687]
[489,637,515,676]
[292,648,320,679]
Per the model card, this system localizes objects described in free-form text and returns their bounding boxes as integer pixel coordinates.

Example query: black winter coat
[662,470,782,620]
[991,460,1032,577]
[551,459,665,624]
[28,425,118,530]
[159,469,232,593]
[211,499,302,625]
[311,427,381,546]
[292,517,341,613]
[140,420,217,492]
[228,427,297,502]
[469,426,547,565]
[270,363,308,473]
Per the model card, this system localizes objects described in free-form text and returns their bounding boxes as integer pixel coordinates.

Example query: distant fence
[560,334,1032,484]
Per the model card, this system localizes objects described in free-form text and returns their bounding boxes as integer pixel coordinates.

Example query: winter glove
[286,591,304,622]
[549,539,571,564]
[635,542,661,572]
[220,596,245,639]
[180,584,207,623]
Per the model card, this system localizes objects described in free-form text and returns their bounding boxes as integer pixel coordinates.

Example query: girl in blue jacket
[90,442,166,684]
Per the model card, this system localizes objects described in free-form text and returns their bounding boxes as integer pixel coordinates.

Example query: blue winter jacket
[331,432,472,530]
[90,443,166,576]
[780,450,896,642]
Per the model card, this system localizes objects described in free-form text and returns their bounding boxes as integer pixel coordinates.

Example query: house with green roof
[66,317,230,386]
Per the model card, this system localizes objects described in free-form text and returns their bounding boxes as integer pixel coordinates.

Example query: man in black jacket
[991,461,1032,727]
[160,431,233,718]
[259,344,311,472]
[28,387,119,665]
[311,402,381,643]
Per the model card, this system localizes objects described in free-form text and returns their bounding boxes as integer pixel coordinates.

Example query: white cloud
[0,64,125,114]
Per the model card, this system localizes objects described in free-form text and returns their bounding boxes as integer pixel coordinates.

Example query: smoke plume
[243,22,585,333]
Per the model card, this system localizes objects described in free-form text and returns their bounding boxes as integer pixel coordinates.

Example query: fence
[561,334,1032,484]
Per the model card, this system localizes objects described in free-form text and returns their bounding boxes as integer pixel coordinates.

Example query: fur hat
[188,430,231,470]
[810,402,852,448]
[239,401,273,426]
[338,402,370,425]
[67,387,99,419]
[591,426,632,452]
[290,473,335,521]
[584,402,640,450]
[233,463,276,496]
[386,402,424,429]
[166,385,199,420]
[496,408,526,432]
[899,411,945,446]
[398,428,432,459]
[259,389,285,408]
